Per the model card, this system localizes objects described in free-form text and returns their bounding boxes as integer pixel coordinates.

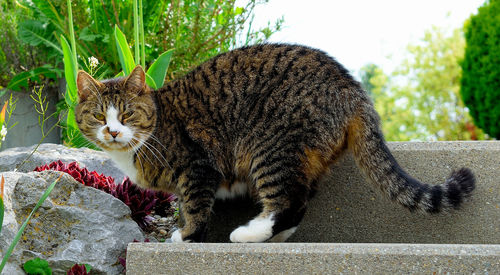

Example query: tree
[361,26,484,141]
[461,0,500,139]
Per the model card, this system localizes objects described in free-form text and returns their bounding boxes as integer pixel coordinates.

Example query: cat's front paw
[170,229,191,243]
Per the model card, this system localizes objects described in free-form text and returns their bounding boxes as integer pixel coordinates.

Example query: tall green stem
[67,0,77,72]
[139,0,145,68]
[133,0,140,66]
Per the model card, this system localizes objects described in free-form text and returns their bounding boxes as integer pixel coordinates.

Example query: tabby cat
[75,44,475,243]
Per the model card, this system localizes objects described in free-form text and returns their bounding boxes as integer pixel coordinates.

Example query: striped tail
[347,105,475,213]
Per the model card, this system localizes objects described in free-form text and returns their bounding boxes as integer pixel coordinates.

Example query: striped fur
[75,44,475,243]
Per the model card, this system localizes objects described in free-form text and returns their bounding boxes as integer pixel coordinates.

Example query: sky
[246,0,485,77]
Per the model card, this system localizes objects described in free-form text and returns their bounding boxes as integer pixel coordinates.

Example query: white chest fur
[105,150,138,183]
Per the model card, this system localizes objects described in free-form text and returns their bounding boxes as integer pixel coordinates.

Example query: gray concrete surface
[0,87,61,151]
[206,141,500,243]
[126,243,500,274]
[127,141,500,274]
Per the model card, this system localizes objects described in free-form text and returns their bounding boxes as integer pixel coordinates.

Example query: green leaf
[84,264,92,273]
[114,26,136,75]
[18,20,63,54]
[0,197,3,236]
[23,258,52,275]
[145,73,157,90]
[32,0,65,33]
[79,27,102,42]
[146,49,174,88]
[0,173,64,273]
[6,66,58,91]
[60,35,78,107]
[67,108,78,129]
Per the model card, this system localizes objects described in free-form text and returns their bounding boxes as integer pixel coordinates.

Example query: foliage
[23,257,91,275]
[461,0,500,138]
[23,257,52,275]
[361,27,485,141]
[0,0,57,90]
[0,173,64,273]
[6,0,281,90]
[34,160,176,229]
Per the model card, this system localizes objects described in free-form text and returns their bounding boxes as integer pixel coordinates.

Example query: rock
[0,170,144,274]
[0,143,127,182]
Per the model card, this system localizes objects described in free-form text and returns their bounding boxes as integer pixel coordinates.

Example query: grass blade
[0,176,4,236]
[139,0,145,68]
[0,172,64,273]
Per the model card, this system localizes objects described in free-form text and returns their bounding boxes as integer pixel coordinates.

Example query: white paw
[170,229,191,243]
[230,214,274,243]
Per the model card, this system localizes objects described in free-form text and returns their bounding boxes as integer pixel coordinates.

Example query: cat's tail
[347,104,475,213]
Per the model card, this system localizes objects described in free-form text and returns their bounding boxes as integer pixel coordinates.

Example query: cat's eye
[121,112,132,122]
[94,113,105,121]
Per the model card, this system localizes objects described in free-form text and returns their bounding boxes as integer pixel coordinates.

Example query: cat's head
[75,65,156,152]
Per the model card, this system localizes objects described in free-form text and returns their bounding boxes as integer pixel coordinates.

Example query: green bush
[0,0,59,92]
[461,0,500,138]
[6,0,282,88]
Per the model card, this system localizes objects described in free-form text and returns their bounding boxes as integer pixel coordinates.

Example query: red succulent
[34,161,176,229]
[67,264,90,275]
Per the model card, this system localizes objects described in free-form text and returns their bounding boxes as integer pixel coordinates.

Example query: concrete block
[206,141,500,243]
[127,141,500,274]
[126,243,500,274]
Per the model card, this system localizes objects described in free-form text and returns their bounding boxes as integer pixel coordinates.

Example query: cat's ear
[77,70,103,102]
[124,65,147,94]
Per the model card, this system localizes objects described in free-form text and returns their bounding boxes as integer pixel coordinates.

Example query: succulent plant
[112,178,157,228]
[67,264,91,275]
[34,160,116,193]
[34,161,176,229]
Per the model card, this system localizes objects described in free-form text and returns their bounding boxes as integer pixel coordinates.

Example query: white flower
[88,56,99,69]
[1,125,7,141]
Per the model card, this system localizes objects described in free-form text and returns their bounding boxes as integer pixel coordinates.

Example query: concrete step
[127,243,500,274]
[206,141,500,243]
[127,141,500,274]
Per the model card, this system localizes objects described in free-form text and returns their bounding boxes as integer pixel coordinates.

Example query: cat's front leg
[170,160,221,243]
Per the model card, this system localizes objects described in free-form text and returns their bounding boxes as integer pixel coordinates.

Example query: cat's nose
[109,130,120,138]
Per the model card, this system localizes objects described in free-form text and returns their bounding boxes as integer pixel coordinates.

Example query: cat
[75,43,475,243]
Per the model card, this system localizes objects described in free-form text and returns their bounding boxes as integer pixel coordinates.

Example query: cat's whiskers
[132,138,154,166]
[134,131,172,169]
[128,138,147,178]
[139,138,172,170]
